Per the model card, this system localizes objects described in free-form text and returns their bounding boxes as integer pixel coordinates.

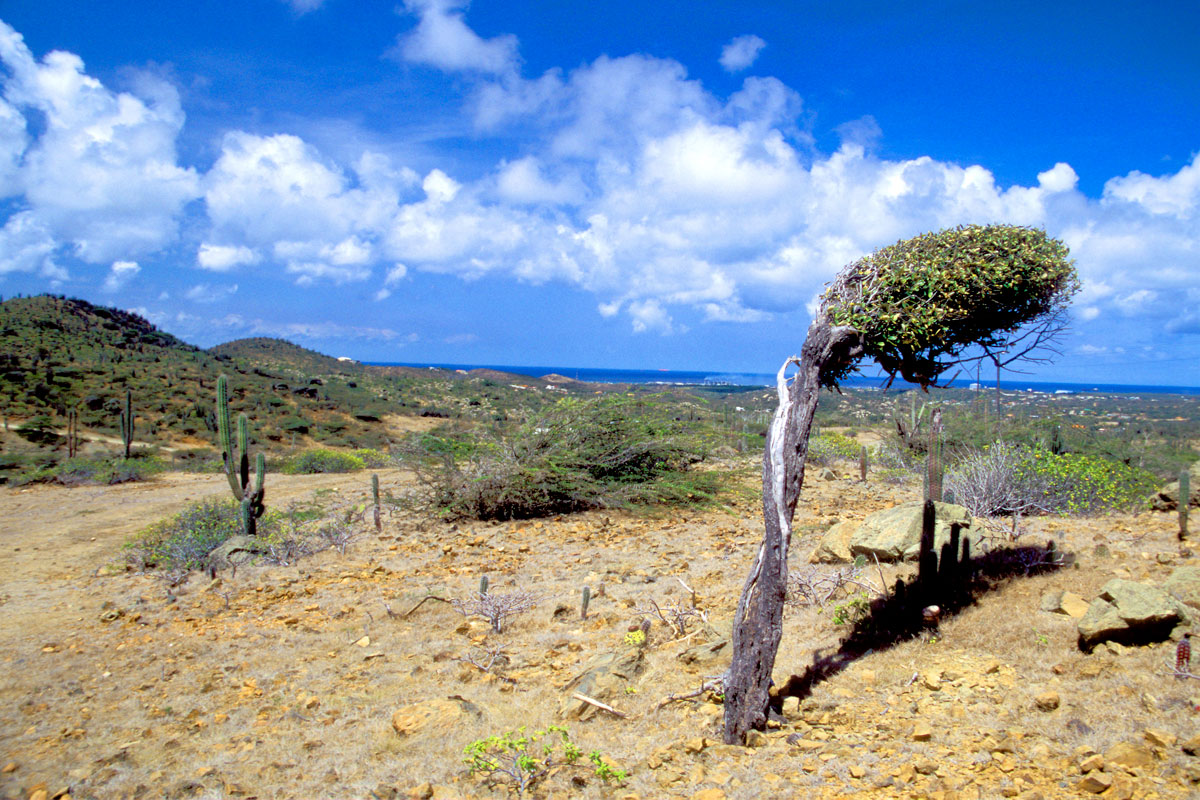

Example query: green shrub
[463,726,626,796]
[947,442,1157,517]
[281,448,366,474]
[9,455,164,487]
[806,432,861,466]
[127,498,246,571]
[349,448,391,468]
[408,395,721,520]
[1019,449,1157,514]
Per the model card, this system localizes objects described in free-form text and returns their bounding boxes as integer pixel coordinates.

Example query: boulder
[1040,590,1091,618]
[1151,461,1200,511]
[560,647,644,720]
[810,520,856,563]
[1077,579,1190,651]
[847,501,972,563]
[204,535,265,571]
[1166,566,1200,611]
[391,696,481,737]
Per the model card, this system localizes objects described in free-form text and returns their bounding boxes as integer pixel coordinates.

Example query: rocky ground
[2,460,1200,800]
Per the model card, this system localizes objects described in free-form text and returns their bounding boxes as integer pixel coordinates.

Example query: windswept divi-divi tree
[722,224,1079,743]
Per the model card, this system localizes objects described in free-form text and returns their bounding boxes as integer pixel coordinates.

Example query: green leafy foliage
[1018,449,1158,515]
[806,431,862,466]
[8,454,164,487]
[823,225,1078,386]
[947,442,1157,517]
[463,726,626,796]
[126,498,273,571]
[408,395,723,520]
[281,448,366,474]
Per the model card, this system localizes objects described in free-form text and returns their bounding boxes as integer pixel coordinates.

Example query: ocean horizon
[368,361,1200,397]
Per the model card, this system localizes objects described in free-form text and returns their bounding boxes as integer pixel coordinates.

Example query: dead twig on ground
[571,692,627,718]
[654,677,725,711]
[403,594,450,617]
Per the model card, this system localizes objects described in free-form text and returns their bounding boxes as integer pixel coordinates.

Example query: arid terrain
[2,460,1200,800]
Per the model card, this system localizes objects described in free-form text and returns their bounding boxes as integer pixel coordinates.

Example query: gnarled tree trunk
[723,318,863,743]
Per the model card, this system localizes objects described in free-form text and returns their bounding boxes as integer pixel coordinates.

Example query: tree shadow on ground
[774,532,1069,707]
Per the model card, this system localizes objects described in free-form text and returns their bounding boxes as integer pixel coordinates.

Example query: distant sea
[368,362,1200,397]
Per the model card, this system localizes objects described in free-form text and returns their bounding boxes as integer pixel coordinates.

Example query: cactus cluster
[915,500,971,609]
[217,374,266,537]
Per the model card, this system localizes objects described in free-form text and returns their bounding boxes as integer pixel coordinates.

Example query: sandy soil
[2,465,1199,800]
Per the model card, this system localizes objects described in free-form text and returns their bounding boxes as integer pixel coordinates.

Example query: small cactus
[479,575,489,596]
[371,473,382,533]
[120,388,134,459]
[581,585,591,620]
[1180,470,1191,542]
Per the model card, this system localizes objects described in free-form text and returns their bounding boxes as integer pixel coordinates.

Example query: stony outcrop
[1077,578,1190,651]
[1165,565,1200,610]
[811,501,972,563]
[560,647,645,720]
[1151,461,1200,510]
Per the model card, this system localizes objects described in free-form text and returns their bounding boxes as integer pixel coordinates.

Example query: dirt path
[0,470,410,645]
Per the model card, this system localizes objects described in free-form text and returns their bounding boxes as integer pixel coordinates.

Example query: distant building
[337,356,357,363]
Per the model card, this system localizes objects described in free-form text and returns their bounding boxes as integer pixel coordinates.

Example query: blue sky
[0,1,1199,385]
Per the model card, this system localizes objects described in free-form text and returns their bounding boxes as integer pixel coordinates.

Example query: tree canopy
[820,224,1079,387]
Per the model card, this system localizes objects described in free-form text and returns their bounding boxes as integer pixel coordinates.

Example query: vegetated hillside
[0,296,396,453]
[0,295,696,464]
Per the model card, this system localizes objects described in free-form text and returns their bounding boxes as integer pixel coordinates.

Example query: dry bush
[453,589,540,633]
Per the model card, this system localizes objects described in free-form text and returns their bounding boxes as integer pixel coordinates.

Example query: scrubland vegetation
[5,290,1200,798]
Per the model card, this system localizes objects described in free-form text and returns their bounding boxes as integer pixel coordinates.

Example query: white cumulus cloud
[720,35,766,73]
[102,259,139,292]
[0,21,199,263]
[396,0,519,75]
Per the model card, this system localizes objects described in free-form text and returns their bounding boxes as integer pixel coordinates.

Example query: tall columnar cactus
[66,408,79,459]
[1180,469,1191,543]
[580,585,591,621]
[859,445,868,482]
[120,388,134,459]
[217,374,266,537]
[479,574,489,596]
[371,473,382,533]
[926,407,943,503]
[916,500,938,603]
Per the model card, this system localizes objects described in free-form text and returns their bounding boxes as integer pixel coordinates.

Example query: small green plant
[463,726,626,796]
[1033,629,1050,646]
[831,591,870,626]
[623,629,646,647]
